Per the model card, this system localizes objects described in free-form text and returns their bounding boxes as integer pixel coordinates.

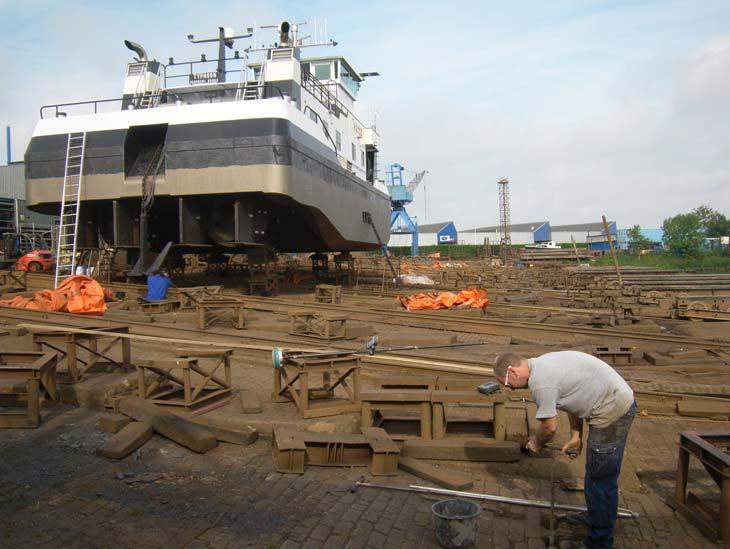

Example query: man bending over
[494,350,636,549]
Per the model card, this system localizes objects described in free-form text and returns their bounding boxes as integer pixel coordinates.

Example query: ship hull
[25,100,390,253]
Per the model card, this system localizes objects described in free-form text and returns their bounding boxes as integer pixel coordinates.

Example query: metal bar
[355,481,639,519]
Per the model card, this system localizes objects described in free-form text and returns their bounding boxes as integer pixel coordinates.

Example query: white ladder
[54,132,86,287]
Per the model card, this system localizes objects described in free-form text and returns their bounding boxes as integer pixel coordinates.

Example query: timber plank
[677,401,730,420]
[96,421,153,460]
[118,397,217,453]
[398,457,474,490]
[402,438,521,462]
[98,412,132,433]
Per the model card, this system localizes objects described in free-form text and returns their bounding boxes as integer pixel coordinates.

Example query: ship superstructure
[24,22,390,266]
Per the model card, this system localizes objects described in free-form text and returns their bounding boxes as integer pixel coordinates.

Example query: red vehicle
[15,250,55,272]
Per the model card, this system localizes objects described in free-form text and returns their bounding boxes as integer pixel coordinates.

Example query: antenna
[498,178,512,264]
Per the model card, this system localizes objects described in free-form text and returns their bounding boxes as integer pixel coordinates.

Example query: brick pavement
[0,402,726,548]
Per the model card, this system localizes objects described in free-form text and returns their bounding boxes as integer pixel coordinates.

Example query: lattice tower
[498,178,512,263]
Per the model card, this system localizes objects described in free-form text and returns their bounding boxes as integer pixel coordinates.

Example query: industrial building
[0,162,57,236]
[461,221,550,246]
[551,222,616,248]
[388,221,457,248]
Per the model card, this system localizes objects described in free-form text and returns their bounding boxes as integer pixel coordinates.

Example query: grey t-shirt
[528,350,634,427]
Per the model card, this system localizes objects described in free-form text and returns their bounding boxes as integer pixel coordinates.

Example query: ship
[23,21,391,272]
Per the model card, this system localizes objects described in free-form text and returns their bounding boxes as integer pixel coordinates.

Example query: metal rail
[6,271,730,349]
[40,85,286,118]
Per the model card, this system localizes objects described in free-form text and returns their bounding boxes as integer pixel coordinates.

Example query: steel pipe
[355,481,640,519]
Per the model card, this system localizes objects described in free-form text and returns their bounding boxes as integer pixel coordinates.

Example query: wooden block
[118,397,217,453]
[344,325,375,340]
[96,421,153,460]
[505,409,529,443]
[238,389,263,414]
[677,401,730,420]
[643,351,672,366]
[98,412,132,433]
[402,438,521,462]
[198,423,258,446]
[668,349,707,360]
[398,457,474,490]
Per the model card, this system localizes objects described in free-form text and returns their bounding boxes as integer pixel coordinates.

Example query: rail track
[6,272,730,349]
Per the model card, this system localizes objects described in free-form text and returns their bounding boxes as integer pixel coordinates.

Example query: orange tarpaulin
[397,288,489,311]
[0,275,108,315]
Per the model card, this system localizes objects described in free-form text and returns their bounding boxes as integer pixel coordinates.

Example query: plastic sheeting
[397,288,489,311]
[0,275,109,315]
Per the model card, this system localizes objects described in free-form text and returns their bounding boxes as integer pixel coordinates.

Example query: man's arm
[528,416,557,452]
[561,413,583,458]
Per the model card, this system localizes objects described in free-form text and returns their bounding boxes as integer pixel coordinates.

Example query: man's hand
[526,436,543,453]
[561,434,582,459]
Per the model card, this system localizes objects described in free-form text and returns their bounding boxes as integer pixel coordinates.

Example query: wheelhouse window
[335,130,342,151]
[314,63,332,81]
[352,143,357,162]
[340,66,360,97]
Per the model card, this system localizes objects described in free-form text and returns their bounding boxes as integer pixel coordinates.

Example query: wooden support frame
[178,285,223,309]
[196,298,245,330]
[0,351,58,428]
[273,425,399,475]
[273,355,361,418]
[136,348,233,408]
[593,346,633,365]
[249,273,279,296]
[0,269,28,291]
[431,391,508,440]
[315,284,342,304]
[666,431,730,543]
[31,325,132,383]
[288,311,348,340]
[360,390,433,440]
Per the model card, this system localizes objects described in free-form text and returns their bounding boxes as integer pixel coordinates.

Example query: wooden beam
[96,421,153,460]
[398,457,474,490]
[118,397,217,453]
[402,438,521,462]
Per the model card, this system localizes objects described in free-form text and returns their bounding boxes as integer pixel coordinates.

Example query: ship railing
[301,71,372,142]
[301,70,351,119]
[39,85,287,119]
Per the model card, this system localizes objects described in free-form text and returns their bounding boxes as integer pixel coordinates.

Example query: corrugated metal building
[389,221,457,247]
[461,221,550,245]
[551,222,616,246]
[0,162,58,234]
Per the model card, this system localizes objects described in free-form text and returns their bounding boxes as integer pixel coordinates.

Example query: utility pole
[498,178,512,264]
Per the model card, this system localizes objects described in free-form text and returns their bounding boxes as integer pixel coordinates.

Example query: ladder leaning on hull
[54,132,87,287]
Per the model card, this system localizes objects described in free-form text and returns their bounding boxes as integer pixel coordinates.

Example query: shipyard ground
[1,260,729,548]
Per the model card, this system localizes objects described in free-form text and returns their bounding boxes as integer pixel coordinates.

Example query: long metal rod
[355,481,639,519]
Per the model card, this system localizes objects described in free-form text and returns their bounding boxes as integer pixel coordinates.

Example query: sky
[1,0,729,230]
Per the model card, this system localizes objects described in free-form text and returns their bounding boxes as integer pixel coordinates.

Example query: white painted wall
[461,230,534,245]
[552,230,589,244]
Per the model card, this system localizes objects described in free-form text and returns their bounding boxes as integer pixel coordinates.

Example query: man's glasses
[505,367,513,389]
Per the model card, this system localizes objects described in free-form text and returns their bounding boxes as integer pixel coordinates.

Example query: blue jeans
[584,401,636,549]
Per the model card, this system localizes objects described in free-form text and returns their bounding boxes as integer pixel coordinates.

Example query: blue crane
[386,163,427,257]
